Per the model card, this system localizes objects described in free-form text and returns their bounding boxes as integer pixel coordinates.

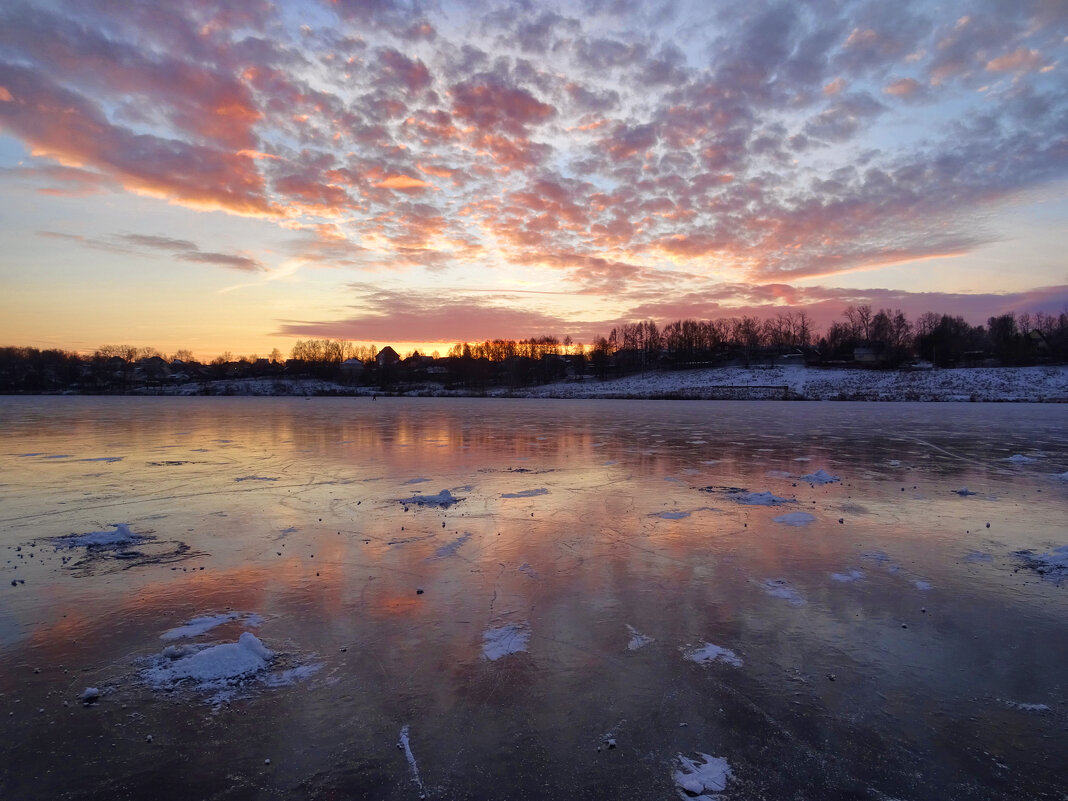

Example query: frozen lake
[1,397,1066,800]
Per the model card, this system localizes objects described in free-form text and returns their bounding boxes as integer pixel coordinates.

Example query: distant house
[376,346,400,367]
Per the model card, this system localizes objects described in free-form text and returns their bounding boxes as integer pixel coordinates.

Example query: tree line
[1,307,1065,393]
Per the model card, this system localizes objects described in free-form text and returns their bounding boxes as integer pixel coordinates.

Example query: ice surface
[482,623,530,660]
[626,624,654,651]
[799,469,840,484]
[50,523,142,549]
[773,512,816,526]
[144,632,274,686]
[400,489,463,507]
[501,488,549,498]
[160,612,262,641]
[732,491,795,506]
[683,642,743,667]
[673,752,732,798]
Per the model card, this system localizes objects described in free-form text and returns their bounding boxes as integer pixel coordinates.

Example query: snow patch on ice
[732,491,796,506]
[913,579,933,590]
[433,531,471,558]
[1005,454,1036,463]
[830,569,864,583]
[399,725,428,798]
[1015,545,1068,581]
[964,550,993,563]
[762,579,805,605]
[673,752,733,798]
[800,468,840,484]
[518,562,537,578]
[501,488,549,498]
[1055,471,1068,481]
[160,612,262,641]
[683,642,743,668]
[773,511,816,526]
[400,489,463,507]
[263,663,323,687]
[482,623,530,661]
[1002,700,1050,712]
[626,624,654,651]
[144,632,274,687]
[657,510,691,520]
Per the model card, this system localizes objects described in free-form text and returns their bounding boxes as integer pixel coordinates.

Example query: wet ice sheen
[2,397,1066,801]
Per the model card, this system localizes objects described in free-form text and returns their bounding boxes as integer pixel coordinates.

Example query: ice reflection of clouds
[0,398,1066,798]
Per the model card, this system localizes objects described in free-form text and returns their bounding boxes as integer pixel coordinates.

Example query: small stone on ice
[146,735,153,743]
[81,687,100,703]
[416,588,424,595]
[264,758,271,765]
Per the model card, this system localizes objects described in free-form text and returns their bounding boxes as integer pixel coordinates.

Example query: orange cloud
[986,48,1044,73]
[375,174,435,190]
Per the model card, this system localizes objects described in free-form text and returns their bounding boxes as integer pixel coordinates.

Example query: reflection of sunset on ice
[1,397,1066,798]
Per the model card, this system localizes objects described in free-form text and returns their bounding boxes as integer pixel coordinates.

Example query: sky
[1,0,1066,360]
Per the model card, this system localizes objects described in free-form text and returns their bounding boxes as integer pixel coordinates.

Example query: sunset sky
[1,0,1066,359]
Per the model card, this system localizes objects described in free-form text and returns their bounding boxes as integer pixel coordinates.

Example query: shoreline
[6,364,1067,403]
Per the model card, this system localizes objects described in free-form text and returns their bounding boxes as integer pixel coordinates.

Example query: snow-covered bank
[515,364,1068,402]
[139,364,1068,402]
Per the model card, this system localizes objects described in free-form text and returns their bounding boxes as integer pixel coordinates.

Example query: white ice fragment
[52,523,141,549]
[482,623,530,661]
[830,569,864,583]
[625,624,654,651]
[144,632,274,686]
[732,491,795,506]
[673,752,733,797]
[400,489,463,507]
[501,488,549,498]
[80,687,100,703]
[773,512,816,526]
[799,469,840,484]
[683,642,743,667]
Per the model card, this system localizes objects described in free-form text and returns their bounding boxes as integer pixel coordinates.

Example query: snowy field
[1,397,1067,800]
[157,364,1068,402]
